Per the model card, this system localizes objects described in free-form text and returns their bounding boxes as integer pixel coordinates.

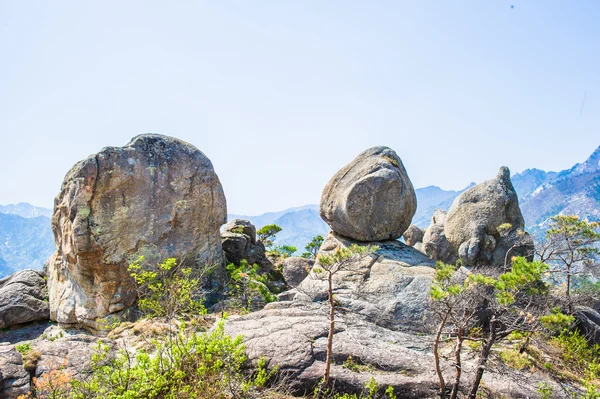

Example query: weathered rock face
[47,134,227,331]
[320,147,417,242]
[575,306,600,345]
[0,270,49,329]
[403,224,424,247]
[0,344,30,399]
[224,303,437,397]
[33,332,115,380]
[421,210,458,265]
[221,219,264,265]
[284,231,436,331]
[445,167,534,268]
[280,257,312,288]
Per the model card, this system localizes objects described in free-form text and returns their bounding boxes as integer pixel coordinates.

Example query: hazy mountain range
[2,145,599,277]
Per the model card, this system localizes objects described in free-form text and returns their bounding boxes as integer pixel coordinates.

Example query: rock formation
[280,256,312,288]
[221,219,263,265]
[320,147,416,242]
[46,134,227,331]
[444,167,534,268]
[421,210,458,265]
[283,232,436,330]
[0,270,49,329]
[403,224,424,247]
[0,344,30,398]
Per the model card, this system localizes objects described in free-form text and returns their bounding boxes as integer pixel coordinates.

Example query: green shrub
[15,343,31,354]
[31,319,271,399]
[128,257,208,321]
[226,260,277,310]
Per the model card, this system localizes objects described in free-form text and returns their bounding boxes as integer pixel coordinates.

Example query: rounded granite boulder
[320,147,417,242]
[46,134,227,331]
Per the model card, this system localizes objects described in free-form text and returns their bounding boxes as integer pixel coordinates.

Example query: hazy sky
[1,1,598,215]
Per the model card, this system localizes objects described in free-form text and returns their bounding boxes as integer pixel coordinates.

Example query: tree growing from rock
[302,235,324,259]
[312,244,378,395]
[536,215,600,314]
[430,257,549,399]
[256,224,282,251]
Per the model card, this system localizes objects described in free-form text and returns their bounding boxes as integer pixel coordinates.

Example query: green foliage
[342,356,373,373]
[550,329,600,397]
[230,225,245,234]
[302,235,324,259]
[540,308,575,333]
[226,260,277,310]
[317,244,379,271]
[54,319,268,399]
[541,215,600,313]
[128,256,207,320]
[272,244,297,258]
[547,215,600,249]
[536,382,553,399]
[247,356,278,389]
[469,257,548,306]
[498,349,531,370]
[15,343,32,354]
[256,224,282,250]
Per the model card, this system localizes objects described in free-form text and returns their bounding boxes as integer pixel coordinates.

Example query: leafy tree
[273,244,297,258]
[256,224,282,250]
[430,257,549,399]
[302,235,324,259]
[313,244,378,395]
[536,215,600,314]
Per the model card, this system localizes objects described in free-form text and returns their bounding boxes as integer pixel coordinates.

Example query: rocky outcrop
[224,303,437,397]
[320,147,417,242]
[283,232,436,331]
[280,257,312,288]
[575,306,600,345]
[33,332,115,380]
[221,219,265,265]
[0,270,49,329]
[421,210,458,265]
[46,134,227,331]
[403,224,424,247]
[0,344,30,399]
[444,167,534,268]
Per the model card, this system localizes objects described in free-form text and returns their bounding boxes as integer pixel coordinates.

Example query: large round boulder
[46,134,227,331]
[444,167,533,268]
[320,147,417,242]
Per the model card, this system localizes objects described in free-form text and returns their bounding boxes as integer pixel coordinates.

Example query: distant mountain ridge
[0,212,54,278]
[0,202,52,218]
[516,146,600,234]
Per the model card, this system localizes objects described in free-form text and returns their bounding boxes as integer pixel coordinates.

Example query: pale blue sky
[0,1,598,215]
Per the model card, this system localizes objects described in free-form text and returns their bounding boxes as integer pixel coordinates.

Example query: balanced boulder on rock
[320,147,417,242]
[46,134,227,331]
[444,167,534,268]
